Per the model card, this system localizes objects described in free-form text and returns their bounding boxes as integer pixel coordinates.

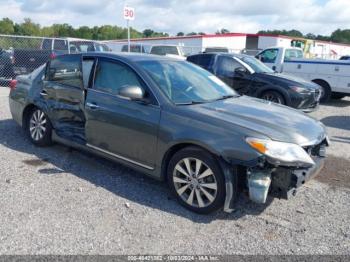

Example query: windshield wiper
[175,100,207,105]
[214,94,240,101]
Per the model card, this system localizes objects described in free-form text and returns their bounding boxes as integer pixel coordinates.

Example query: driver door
[215,56,251,94]
[85,57,160,169]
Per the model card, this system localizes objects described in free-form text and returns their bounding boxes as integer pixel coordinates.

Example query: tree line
[0,18,350,45]
[0,18,168,40]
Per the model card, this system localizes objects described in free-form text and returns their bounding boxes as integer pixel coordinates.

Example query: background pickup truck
[256,47,350,101]
[11,38,110,77]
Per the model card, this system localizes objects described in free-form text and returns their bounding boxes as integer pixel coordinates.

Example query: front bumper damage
[222,138,328,213]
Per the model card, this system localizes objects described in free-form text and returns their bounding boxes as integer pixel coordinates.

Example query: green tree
[176,32,184,36]
[143,29,154,37]
[331,29,350,44]
[0,18,15,34]
[16,18,40,36]
[75,26,93,39]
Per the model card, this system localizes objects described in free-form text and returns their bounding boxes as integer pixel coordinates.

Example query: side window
[82,59,95,88]
[260,49,278,63]
[216,56,242,76]
[121,45,128,52]
[93,60,143,96]
[284,49,303,61]
[186,55,198,64]
[42,39,52,50]
[54,40,68,51]
[47,55,83,88]
[150,46,164,55]
[196,55,214,70]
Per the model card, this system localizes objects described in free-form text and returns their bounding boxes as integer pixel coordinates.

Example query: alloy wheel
[29,109,47,141]
[262,93,283,104]
[172,158,218,208]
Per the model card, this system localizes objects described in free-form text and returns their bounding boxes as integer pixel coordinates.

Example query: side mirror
[118,85,146,102]
[234,67,248,75]
[48,68,56,79]
[256,55,264,62]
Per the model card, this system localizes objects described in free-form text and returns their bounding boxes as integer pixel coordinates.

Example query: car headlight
[290,86,311,94]
[246,137,315,167]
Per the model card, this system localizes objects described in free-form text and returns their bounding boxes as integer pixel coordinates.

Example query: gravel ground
[0,87,349,255]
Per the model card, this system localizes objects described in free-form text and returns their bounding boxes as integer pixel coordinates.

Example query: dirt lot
[0,87,349,255]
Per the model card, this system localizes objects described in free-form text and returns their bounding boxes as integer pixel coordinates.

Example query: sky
[0,0,349,36]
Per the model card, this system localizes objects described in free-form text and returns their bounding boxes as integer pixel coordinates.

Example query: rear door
[42,54,86,143]
[84,57,160,169]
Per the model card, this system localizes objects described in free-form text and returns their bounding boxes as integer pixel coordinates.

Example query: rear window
[150,46,179,56]
[47,54,82,88]
[54,40,68,51]
[121,45,144,53]
[41,39,52,50]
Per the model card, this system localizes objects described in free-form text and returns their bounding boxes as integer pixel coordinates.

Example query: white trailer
[256,47,350,101]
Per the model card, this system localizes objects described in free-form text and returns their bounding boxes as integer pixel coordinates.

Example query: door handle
[40,89,48,96]
[86,102,100,110]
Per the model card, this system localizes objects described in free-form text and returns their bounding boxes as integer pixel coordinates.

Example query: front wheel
[167,147,226,214]
[27,108,53,146]
[260,90,286,105]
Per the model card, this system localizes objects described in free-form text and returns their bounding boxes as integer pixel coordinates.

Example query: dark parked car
[9,53,328,214]
[339,55,350,61]
[0,48,15,79]
[187,53,321,112]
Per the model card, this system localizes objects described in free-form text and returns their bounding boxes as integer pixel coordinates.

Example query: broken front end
[223,136,329,212]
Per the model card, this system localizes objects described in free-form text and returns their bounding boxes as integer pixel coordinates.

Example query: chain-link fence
[0,34,111,86]
[103,41,260,56]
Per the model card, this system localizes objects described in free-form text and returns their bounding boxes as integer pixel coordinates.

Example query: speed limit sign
[124,6,135,20]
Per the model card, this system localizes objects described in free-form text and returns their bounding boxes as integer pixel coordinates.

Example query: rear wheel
[27,108,53,146]
[260,90,286,105]
[312,80,331,103]
[167,147,226,214]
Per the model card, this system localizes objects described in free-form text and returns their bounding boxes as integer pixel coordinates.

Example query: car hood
[255,72,320,90]
[191,96,326,146]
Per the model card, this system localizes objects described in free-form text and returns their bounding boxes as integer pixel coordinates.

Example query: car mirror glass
[118,85,146,102]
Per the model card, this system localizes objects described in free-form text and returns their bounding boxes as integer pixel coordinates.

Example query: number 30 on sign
[124,6,135,20]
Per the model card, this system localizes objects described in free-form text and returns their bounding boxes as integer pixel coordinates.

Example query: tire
[167,147,226,214]
[26,108,53,146]
[313,80,331,103]
[260,90,286,105]
[331,93,345,100]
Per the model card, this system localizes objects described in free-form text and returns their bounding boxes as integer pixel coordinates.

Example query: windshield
[138,60,237,104]
[241,56,274,73]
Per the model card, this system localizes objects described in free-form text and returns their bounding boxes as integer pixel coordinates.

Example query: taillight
[9,79,17,90]
[50,52,56,60]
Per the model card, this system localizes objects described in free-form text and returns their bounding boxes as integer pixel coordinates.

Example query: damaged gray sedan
[9,53,329,214]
